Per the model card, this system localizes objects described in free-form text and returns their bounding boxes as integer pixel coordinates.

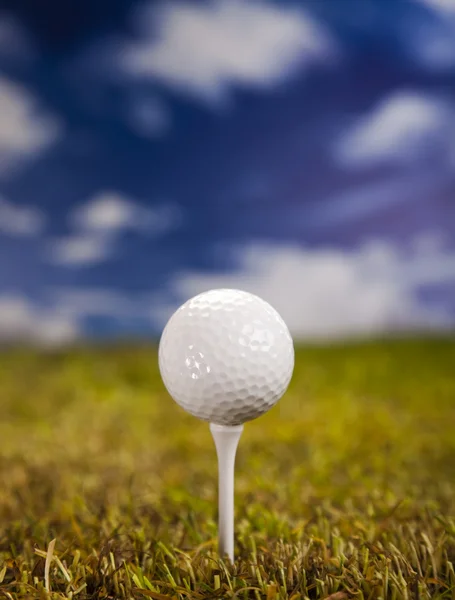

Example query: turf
[0,337,454,599]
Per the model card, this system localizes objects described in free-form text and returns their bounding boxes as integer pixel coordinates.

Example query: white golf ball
[158,289,294,426]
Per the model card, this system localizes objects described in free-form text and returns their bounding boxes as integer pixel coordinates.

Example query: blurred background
[0,0,454,346]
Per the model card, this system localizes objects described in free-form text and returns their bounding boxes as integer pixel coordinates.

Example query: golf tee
[209,423,244,563]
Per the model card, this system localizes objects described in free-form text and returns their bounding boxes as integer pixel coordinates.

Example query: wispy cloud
[417,0,455,15]
[0,13,34,61]
[118,0,336,106]
[0,195,46,236]
[71,193,142,232]
[333,90,455,169]
[48,288,150,319]
[0,294,79,346]
[402,6,455,71]
[152,236,455,339]
[71,192,182,235]
[46,234,113,266]
[303,171,446,228]
[0,76,63,177]
[127,94,172,138]
[46,287,169,334]
[46,192,183,267]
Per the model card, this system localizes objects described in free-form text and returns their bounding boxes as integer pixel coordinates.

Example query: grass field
[0,337,454,600]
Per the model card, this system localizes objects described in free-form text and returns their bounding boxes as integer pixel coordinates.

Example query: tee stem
[209,423,244,562]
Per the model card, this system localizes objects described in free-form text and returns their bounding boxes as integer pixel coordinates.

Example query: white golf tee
[209,423,244,562]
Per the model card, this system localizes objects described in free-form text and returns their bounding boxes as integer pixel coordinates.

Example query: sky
[0,0,454,345]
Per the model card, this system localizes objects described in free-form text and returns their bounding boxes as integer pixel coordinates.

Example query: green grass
[0,336,454,599]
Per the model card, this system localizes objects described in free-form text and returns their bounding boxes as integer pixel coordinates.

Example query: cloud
[127,94,172,138]
[118,0,336,106]
[0,196,46,236]
[71,192,183,235]
[0,295,79,346]
[72,193,139,232]
[0,76,62,177]
[401,7,455,72]
[411,230,451,254]
[333,91,455,169]
[303,171,445,228]
[417,0,455,15]
[0,13,33,60]
[46,234,113,267]
[46,193,182,267]
[46,287,162,331]
[152,237,455,339]
[49,288,145,318]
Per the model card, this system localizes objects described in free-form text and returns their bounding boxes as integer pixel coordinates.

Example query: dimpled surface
[158,289,294,426]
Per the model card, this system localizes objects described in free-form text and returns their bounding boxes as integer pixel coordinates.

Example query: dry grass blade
[44,538,56,594]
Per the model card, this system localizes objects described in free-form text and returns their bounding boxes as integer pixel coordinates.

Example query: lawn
[0,337,454,599]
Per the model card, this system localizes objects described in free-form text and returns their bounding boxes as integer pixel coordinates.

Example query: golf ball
[158,289,294,426]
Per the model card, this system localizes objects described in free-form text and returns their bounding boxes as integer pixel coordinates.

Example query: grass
[0,336,454,599]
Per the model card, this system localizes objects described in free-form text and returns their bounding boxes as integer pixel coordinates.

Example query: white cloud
[49,288,144,318]
[46,193,182,267]
[47,234,112,266]
[417,0,455,15]
[333,91,455,169]
[71,192,182,235]
[127,95,172,138]
[72,193,138,231]
[119,0,336,105]
[0,76,62,177]
[153,238,455,339]
[0,295,79,346]
[0,195,46,236]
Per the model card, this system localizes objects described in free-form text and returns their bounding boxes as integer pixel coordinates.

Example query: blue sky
[0,0,454,344]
